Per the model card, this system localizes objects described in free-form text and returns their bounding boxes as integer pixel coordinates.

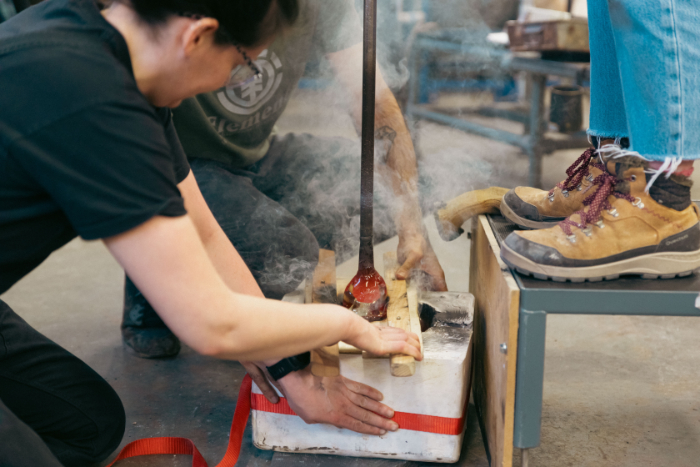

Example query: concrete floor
[2,87,700,466]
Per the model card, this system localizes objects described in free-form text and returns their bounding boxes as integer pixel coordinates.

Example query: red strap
[107,374,253,467]
[251,392,466,436]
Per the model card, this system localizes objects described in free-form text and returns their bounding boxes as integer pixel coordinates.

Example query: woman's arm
[112,170,414,435]
[103,209,421,362]
[177,170,265,297]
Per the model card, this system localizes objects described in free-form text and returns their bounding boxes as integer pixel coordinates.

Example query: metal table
[487,211,700,465]
[406,30,590,188]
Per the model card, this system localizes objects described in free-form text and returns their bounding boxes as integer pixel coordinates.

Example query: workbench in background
[406,29,590,189]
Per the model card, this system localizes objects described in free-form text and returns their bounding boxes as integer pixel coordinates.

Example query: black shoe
[122,276,180,358]
[121,326,180,359]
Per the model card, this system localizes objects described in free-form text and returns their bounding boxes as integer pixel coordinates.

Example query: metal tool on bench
[342,0,389,321]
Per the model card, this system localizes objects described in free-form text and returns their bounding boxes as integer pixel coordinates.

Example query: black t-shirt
[0,0,191,294]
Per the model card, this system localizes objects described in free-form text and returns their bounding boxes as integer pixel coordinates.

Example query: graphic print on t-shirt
[216,49,283,116]
[170,0,362,167]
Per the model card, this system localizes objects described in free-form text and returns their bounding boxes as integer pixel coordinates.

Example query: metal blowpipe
[342,0,388,321]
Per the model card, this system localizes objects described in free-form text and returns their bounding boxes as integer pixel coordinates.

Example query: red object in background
[342,267,388,322]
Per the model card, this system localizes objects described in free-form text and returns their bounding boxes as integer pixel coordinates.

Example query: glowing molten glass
[342,267,388,321]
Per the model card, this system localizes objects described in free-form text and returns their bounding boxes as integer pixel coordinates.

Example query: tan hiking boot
[500,147,608,229]
[500,161,700,282]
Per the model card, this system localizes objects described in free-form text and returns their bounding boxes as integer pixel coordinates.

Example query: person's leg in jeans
[587,0,629,144]
[606,0,698,176]
[499,0,700,280]
[121,157,322,357]
[0,300,125,466]
[499,0,633,230]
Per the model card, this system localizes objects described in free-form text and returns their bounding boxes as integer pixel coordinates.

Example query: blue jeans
[588,0,700,161]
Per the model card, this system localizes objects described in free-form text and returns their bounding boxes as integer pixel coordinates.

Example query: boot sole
[500,198,562,230]
[500,244,700,282]
[122,341,181,359]
[121,328,181,359]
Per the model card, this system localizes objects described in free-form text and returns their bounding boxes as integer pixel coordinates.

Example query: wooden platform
[470,215,520,467]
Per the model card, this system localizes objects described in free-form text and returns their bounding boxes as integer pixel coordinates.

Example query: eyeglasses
[226,45,263,89]
[176,11,262,89]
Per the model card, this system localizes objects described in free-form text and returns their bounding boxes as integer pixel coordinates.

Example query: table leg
[406,45,420,118]
[521,448,530,467]
[527,74,546,188]
[513,309,547,449]
[522,73,531,135]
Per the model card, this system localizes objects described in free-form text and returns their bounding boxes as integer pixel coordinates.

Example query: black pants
[0,300,125,466]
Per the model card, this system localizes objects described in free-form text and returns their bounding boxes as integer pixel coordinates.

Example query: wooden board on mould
[470,215,520,467]
[308,249,340,378]
[383,252,422,377]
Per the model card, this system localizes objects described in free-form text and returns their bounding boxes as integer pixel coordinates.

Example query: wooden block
[312,249,337,305]
[407,283,424,359]
[309,249,340,378]
[470,216,520,467]
[384,252,415,377]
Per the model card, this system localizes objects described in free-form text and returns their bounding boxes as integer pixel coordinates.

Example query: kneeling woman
[0,0,421,465]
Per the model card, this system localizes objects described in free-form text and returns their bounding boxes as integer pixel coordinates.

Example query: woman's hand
[342,315,422,360]
[278,369,400,436]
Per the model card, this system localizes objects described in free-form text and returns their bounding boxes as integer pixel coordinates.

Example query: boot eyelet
[576,184,583,191]
[586,174,595,182]
[607,208,619,218]
[630,174,637,181]
[595,220,605,228]
[566,234,577,243]
[562,189,569,198]
[548,193,555,203]
[632,197,644,208]
[582,226,593,237]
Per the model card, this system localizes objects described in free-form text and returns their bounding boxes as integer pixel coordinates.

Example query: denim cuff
[641,154,700,162]
[586,128,629,139]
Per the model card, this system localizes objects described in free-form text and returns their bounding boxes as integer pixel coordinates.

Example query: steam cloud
[256,0,520,298]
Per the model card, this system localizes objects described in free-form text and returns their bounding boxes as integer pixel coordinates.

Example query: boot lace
[548,148,605,198]
[558,170,636,237]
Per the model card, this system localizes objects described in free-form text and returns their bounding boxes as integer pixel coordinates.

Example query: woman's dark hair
[124,0,299,47]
